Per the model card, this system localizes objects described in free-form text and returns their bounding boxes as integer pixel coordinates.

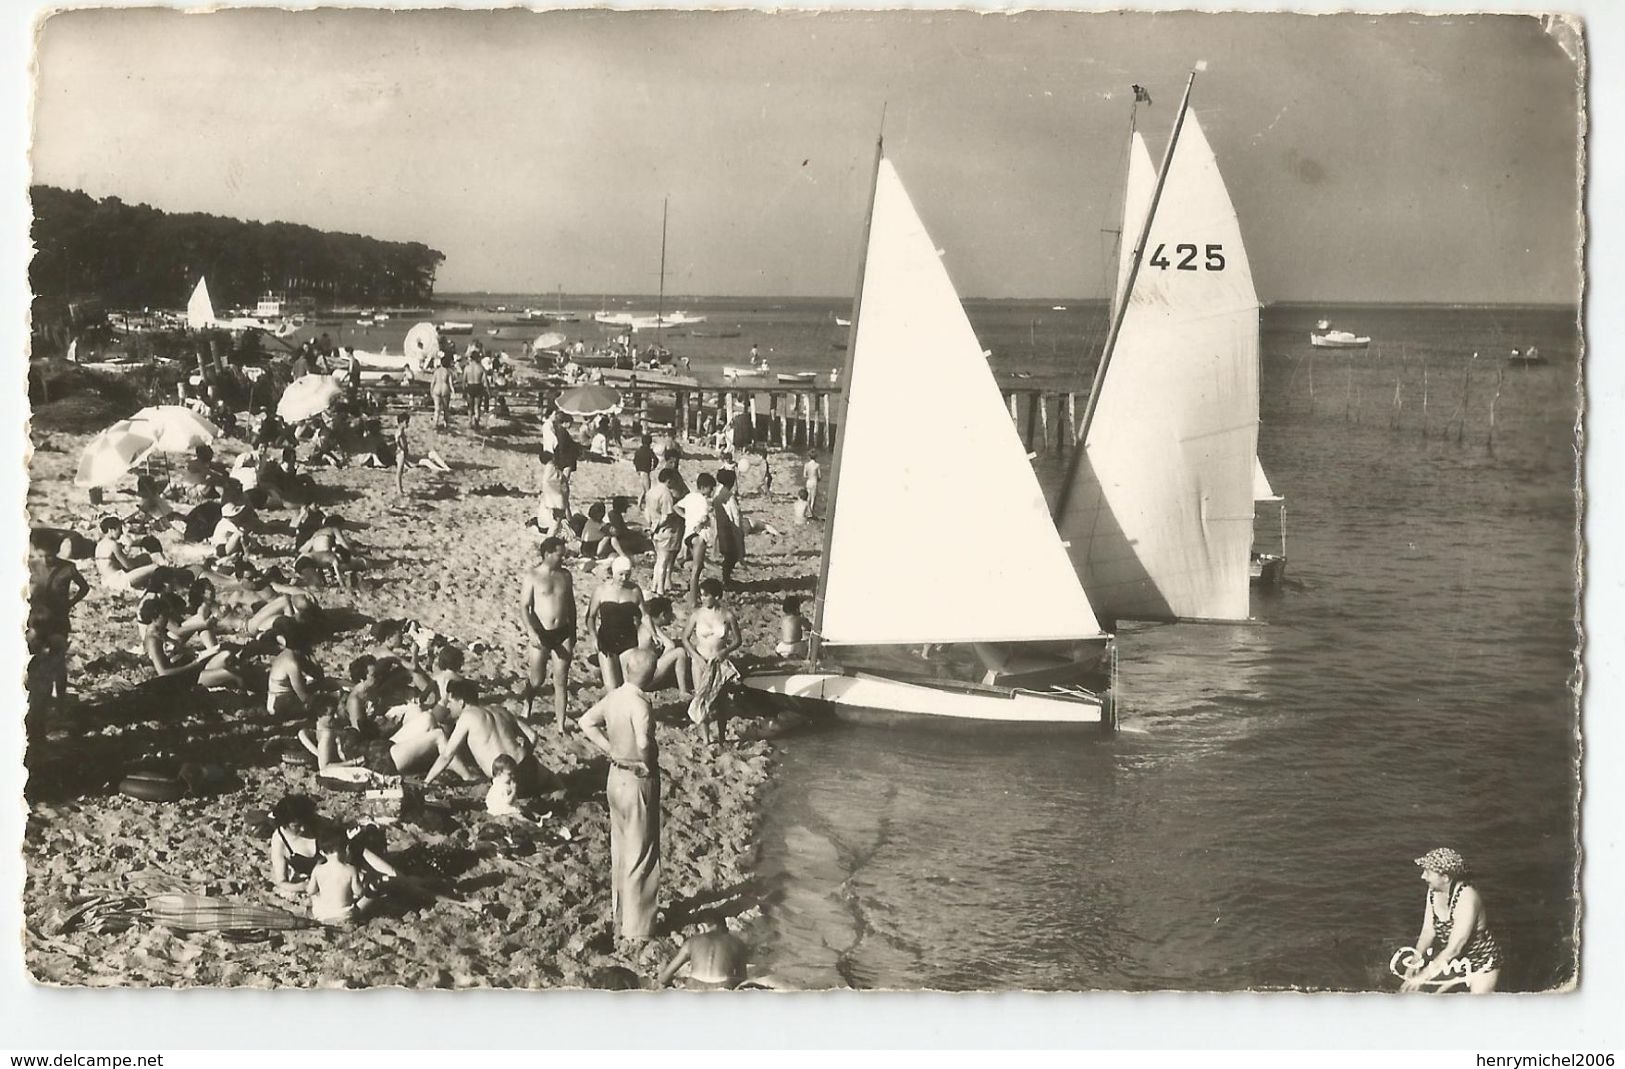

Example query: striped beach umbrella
[74,420,158,488]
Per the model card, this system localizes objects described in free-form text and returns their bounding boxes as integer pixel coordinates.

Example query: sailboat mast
[656,196,668,348]
[809,125,885,668]
[1055,69,1198,517]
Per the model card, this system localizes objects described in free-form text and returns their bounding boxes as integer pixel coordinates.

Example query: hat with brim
[1414,847,1468,877]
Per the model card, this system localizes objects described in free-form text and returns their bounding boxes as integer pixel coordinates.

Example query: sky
[30,9,1583,303]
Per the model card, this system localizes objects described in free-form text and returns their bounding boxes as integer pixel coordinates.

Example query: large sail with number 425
[1057,111,1260,623]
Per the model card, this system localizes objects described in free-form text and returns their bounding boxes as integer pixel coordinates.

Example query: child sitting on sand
[307,827,375,927]
[792,489,811,526]
[776,596,809,660]
[485,753,523,817]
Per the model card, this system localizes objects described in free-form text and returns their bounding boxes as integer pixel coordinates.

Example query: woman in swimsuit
[94,516,165,593]
[266,617,320,717]
[267,795,398,902]
[140,597,243,691]
[1401,847,1503,992]
[587,556,645,690]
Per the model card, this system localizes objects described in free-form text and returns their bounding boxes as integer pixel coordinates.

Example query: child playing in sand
[307,827,374,927]
[394,412,410,496]
[792,489,811,526]
[776,596,809,660]
[485,753,522,817]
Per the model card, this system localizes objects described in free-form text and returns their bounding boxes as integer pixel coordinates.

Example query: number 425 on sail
[1147,243,1226,271]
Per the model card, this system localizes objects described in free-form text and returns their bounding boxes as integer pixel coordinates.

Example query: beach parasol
[554,384,622,417]
[129,405,219,455]
[74,420,158,488]
[277,374,344,422]
[534,331,568,351]
[405,322,441,373]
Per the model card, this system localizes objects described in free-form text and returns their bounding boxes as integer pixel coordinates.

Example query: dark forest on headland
[29,186,445,311]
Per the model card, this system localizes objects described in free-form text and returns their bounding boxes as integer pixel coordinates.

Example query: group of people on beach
[27,342,842,988]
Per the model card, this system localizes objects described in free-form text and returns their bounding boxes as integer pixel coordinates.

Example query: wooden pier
[593,378,1086,455]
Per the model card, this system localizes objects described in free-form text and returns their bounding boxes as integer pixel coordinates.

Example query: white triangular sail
[1058,111,1260,622]
[820,159,1102,646]
[186,277,215,330]
[1113,131,1157,318]
[1253,458,1281,504]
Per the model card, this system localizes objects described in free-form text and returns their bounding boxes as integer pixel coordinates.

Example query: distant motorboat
[1052,305,1068,311]
[1310,327,1370,349]
[1508,346,1547,366]
[440,321,474,335]
[835,317,851,327]
[356,317,374,326]
[374,313,390,322]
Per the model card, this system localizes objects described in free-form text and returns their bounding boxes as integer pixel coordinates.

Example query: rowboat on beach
[740,142,1116,731]
[775,371,818,384]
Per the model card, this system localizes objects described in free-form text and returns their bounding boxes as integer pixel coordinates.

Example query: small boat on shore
[741,149,1114,731]
[722,365,767,380]
[776,371,818,384]
[1310,320,1370,348]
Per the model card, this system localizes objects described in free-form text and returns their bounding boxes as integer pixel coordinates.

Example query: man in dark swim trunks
[520,536,575,732]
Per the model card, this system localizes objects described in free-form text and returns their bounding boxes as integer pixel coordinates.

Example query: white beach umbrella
[129,405,220,455]
[277,374,344,423]
[405,322,441,373]
[75,420,158,488]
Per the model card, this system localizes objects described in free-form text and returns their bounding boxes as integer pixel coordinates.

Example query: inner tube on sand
[118,770,188,802]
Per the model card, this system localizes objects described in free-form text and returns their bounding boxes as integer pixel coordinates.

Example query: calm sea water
[442,296,1580,991]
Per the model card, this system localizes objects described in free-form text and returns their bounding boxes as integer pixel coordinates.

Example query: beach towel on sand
[687,656,740,726]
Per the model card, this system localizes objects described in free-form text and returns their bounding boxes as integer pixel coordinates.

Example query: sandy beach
[23,377,821,988]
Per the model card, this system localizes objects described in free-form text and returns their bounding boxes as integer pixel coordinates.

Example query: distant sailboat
[1056,76,1260,624]
[741,145,1115,729]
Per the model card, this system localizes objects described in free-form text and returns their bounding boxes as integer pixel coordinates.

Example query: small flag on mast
[1132,84,1153,105]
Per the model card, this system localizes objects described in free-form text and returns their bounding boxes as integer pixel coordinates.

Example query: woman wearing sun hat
[1400,847,1503,992]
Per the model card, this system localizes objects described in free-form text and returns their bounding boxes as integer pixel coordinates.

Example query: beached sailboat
[740,145,1115,730]
[1055,75,1260,625]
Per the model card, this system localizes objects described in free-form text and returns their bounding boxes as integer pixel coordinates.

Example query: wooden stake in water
[1487,367,1504,452]
[1456,356,1474,444]
[1421,355,1430,438]
[1391,377,1403,430]
[1308,352,1315,415]
[1345,361,1354,422]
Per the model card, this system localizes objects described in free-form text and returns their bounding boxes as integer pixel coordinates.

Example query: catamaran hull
[738,669,1114,732]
